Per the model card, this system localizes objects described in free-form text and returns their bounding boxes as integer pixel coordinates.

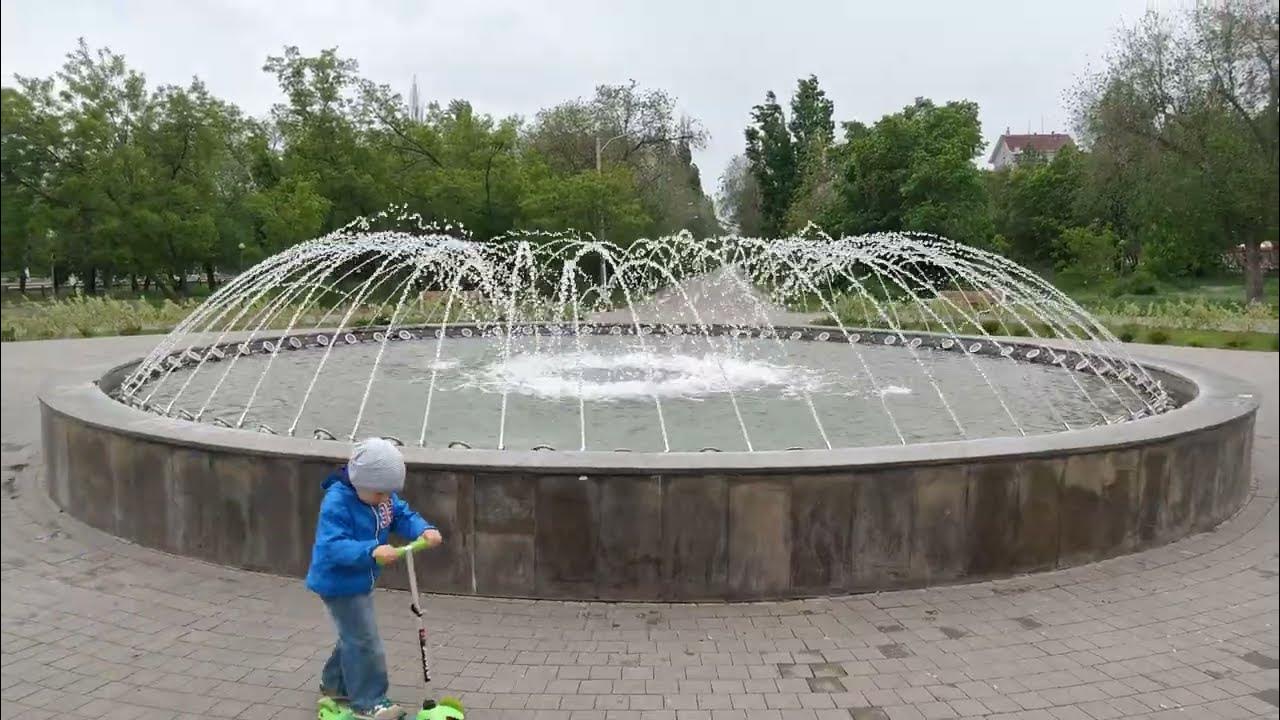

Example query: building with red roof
[988,130,1075,169]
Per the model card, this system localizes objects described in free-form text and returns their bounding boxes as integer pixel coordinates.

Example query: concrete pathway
[1,337,1276,720]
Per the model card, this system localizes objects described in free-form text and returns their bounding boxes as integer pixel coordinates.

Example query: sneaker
[320,686,348,701]
[351,701,404,720]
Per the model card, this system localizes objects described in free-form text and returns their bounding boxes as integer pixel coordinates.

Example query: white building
[988,130,1074,170]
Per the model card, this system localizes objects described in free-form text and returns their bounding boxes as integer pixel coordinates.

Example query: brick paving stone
[2,340,1277,720]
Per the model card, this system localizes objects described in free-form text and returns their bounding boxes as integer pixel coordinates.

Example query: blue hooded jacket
[304,467,435,598]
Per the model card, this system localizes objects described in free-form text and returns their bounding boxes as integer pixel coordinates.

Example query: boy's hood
[322,467,355,493]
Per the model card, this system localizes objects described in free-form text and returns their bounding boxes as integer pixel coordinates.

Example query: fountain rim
[40,327,1259,475]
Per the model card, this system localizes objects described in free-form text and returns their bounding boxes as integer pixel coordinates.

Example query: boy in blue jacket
[306,437,442,720]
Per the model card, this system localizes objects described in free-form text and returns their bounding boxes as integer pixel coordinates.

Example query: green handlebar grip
[375,536,432,566]
[399,536,430,557]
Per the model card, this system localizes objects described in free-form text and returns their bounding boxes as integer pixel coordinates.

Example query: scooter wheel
[317,697,353,720]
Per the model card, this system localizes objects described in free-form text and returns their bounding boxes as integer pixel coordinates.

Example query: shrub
[1145,329,1170,344]
[1108,269,1160,297]
[1055,225,1120,289]
[980,318,1003,335]
[1116,326,1138,343]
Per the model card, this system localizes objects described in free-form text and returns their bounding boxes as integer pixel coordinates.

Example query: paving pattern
[1,337,1277,720]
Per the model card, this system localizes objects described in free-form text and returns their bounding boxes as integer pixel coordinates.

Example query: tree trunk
[204,263,216,291]
[143,275,152,292]
[130,273,138,293]
[85,266,97,295]
[52,265,62,295]
[18,273,26,294]
[1243,238,1264,304]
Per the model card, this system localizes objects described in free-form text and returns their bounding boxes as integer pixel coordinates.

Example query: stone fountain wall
[39,351,1257,601]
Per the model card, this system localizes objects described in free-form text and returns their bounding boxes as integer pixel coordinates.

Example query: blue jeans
[321,592,388,712]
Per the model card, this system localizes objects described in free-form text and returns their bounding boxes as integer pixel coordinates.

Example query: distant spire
[408,75,423,123]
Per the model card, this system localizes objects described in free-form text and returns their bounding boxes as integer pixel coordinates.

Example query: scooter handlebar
[376,536,433,566]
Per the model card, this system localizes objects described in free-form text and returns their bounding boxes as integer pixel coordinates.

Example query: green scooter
[317,536,464,720]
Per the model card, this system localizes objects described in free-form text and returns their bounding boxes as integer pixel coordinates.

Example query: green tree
[743,91,797,237]
[988,144,1086,266]
[263,46,392,232]
[716,153,764,236]
[836,98,993,246]
[523,80,711,242]
[788,74,835,172]
[1072,0,1278,302]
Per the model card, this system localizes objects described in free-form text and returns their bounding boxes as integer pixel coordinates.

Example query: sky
[2,0,1165,195]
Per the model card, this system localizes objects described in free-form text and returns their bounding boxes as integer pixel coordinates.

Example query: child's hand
[372,544,399,564]
[421,528,443,548]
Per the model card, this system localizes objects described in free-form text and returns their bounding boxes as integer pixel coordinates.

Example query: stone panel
[67,420,114,533]
[597,475,663,600]
[473,532,535,597]
[1060,449,1140,565]
[1228,418,1255,516]
[662,474,728,599]
[1213,422,1244,524]
[1138,441,1177,547]
[967,461,1019,575]
[1188,429,1223,533]
[849,468,913,590]
[1013,459,1063,570]
[41,408,70,511]
[394,470,472,595]
[473,473,535,533]
[727,479,791,597]
[911,465,970,584]
[166,447,210,556]
[109,437,170,550]
[535,474,598,598]
[789,474,852,592]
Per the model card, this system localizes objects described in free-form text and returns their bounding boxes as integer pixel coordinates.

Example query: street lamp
[595,132,633,289]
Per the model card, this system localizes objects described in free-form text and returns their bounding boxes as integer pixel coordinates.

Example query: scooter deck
[317,696,465,720]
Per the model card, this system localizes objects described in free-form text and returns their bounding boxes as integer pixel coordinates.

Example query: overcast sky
[2,0,1164,193]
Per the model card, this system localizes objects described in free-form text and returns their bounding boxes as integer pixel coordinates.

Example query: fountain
[39,211,1257,600]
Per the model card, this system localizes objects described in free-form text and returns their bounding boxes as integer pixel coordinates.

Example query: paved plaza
[2,337,1277,719]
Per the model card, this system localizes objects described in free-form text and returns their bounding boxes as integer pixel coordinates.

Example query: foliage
[1,43,718,292]
[743,91,798,238]
[988,145,1086,266]
[1070,0,1278,302]
[833,98,994,246]
[1055,225,1121,288]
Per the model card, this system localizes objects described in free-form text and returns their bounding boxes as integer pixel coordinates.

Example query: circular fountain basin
[135,325,1143,452]
[39,325,1257,601]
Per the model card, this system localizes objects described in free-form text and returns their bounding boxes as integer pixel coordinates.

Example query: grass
[810,312,1277,351]
[4,272,1277,352]
[0,292,579,342]
[1061,273,1280,314]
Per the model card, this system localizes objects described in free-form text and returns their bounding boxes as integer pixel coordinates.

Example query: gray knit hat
[348,437,405,492]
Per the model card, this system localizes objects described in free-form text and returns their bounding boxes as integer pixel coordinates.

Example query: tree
[1072,0,1278,302]
[744,91,797,237]
[988,144,1086,266]
[519,161,649,243]
[835,98,993,246]
[263,46,392,232]
[523,80,711,241]
[788,75,835,171]
[716,153,764,236]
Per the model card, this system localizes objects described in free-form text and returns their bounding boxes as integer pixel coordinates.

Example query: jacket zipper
[370,505,378,587]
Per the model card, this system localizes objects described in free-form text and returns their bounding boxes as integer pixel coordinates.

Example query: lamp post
[595,132,632,289]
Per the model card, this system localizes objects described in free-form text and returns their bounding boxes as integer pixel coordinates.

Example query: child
[306,437,443,720]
